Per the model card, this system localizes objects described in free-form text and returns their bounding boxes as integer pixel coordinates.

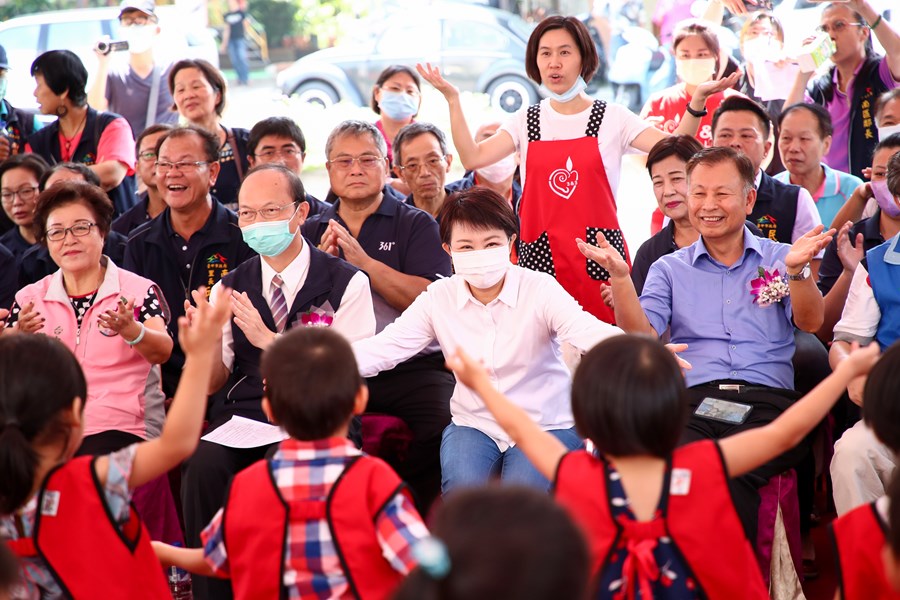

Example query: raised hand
[575,235,629,279]
[835,221,865,275]
[839,341,880,381]
[445,347,490,392]
[416,62,460,102]
[693,70,742,104]
[180,287,232,357]
[785,224,835,272]
[97,296,140,340]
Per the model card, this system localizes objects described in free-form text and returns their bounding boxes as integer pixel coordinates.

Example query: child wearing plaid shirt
[154,327,428,600]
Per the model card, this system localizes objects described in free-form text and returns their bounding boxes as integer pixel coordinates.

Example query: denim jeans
[227,38,250,84]
[440,423,584,494]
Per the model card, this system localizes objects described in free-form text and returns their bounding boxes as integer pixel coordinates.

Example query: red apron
[518,100,630,323]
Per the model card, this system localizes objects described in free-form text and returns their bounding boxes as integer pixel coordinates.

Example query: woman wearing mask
[352,188,624,493]
[371,65,422,166]
[419,16,737,324]
[641,20,746,147]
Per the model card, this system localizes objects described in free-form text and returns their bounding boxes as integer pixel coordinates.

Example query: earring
[56,105,68,117]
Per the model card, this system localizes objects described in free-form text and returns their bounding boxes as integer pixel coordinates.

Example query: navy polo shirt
[302,191,450,332]
[0,228,33,261]
[818,209,885,296]
[0,243,15,310]
[305,192,331,218]
[111,192,152,237]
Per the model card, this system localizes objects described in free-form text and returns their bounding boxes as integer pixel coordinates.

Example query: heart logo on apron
[548,156,579,200]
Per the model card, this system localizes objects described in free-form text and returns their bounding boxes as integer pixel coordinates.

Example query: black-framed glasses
[326,155,385,170]
[138,150,157,162]
[236,202,295,222]
[0,186,39,205]
[397,156,447,174]
[255,147,301,160]
[46,221,97,242]
[156,160,209,174]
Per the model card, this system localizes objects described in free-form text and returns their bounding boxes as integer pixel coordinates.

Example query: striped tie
[270,274,288,333]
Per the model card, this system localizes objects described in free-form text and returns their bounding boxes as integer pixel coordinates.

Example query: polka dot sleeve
[4,301,20,328]
[138,285,169,323]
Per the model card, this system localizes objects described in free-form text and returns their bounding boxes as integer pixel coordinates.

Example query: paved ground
[222,66,657,255]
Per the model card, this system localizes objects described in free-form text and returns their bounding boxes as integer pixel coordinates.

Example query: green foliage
[294,0,369,45]
[1,0,62,21]
[246,0,297,47]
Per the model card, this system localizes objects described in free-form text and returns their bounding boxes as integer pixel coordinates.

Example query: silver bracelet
[125,321,146,346]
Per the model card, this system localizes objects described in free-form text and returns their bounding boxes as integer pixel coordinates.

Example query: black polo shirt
[111,192,152,237]
[404,186,454,220]
[818,209,885,296]
[0,228,32,262]
[305,192,331,218]
[302,191,450,332]
[0,243,14,310]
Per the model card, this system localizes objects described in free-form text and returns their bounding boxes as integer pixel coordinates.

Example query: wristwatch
[787,263,811,281]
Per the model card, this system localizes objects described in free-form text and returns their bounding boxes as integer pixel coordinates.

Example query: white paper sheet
[201,415,289,448]
[752,59,801,102]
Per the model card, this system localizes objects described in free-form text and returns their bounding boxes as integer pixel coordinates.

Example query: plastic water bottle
[168,565,192,599]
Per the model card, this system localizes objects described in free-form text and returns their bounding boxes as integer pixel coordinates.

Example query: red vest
[554,441,768,599]
[223,455,408,600]
[832,501,900,599]
[9,456,170,598]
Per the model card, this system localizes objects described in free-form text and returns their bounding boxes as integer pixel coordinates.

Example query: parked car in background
[276,3,539,114]
[0,6,218,110]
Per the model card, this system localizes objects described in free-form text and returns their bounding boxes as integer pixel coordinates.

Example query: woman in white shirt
[352,188,623,493]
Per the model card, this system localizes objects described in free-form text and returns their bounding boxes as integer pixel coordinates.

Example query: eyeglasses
[397,156,447,174]
[255,147,301,160]
[120,14,153,26]
[156,160,209,174]
[236,202,295,222]
[816,21,864,34]
[46,221,97,242]
[327,155,385,171]
[1,186,39,205]
[138,150,157,162]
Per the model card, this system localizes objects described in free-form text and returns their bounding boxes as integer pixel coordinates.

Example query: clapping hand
[14,302,44,334]
[328,220,372,270]
[230,290,276,350]
[179,287,232,357]
[446,347,490,393]
[785,224,835,273]
[835,221,865,275]
[97,297,140,340]
[575,235,629,279]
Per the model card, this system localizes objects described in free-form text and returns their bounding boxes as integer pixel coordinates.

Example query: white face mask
[451,245,511,290]
[742,36,781,63]
[123,25,155,54]
[675,58,716,87]
[477,155,517,183]
[878,123,900,141]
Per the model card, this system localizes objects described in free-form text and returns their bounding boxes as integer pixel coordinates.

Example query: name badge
[41,491,61,517]
[670,468,692,496]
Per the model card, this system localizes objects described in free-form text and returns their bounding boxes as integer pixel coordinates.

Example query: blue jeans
[227,38,250,84]
[440,424,584,494]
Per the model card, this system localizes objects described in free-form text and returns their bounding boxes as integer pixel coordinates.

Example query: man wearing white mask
[353,187,623,494]
[446,122,522,211]
[88,0,179,136]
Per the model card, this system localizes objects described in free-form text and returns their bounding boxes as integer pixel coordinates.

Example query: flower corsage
[749,266,789,308]
[295,301,335,328]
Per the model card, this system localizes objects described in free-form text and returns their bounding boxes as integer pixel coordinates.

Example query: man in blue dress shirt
[580,146,834,544]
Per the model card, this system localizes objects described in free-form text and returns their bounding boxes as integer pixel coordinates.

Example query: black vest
[1,99,37,152]
[27,107,137,217]
[214,245,358,422]
[809,56,889,178]
[750,171,800,244]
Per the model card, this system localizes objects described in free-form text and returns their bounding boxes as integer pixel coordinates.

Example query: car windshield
[506,14,536,42]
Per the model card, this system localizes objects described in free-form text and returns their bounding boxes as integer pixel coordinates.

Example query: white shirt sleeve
[209,281,235,373]
[332,271,377,343]
[541,275,624,352]
[351,286,438,377]
[792,187,825,258]
[833,263,880,345]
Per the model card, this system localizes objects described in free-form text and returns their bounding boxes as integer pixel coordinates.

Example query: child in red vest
[0,288,231,599]
[831,341,900,600]
[447,335,879,600]
[153,327,429,600]
[0,544,18,600]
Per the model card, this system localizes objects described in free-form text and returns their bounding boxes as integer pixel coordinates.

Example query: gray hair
[392,122,449,167]
[325,120,388,160]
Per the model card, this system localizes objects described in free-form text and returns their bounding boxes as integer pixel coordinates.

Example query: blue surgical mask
[378,91,418,121]
[539,76,587,103]
[240,209,299,257]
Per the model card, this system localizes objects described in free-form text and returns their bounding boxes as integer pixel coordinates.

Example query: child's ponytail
[0,335,87,515]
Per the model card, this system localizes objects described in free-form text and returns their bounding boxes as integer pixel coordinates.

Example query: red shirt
[640,85,746,147]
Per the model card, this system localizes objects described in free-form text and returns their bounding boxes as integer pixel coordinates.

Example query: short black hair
[712,95,772,140]
[525,16,599,84]
[572,335,689,458]
[393,486,589,600]
[30,50,88,107]
[0,153,50,186]
[33,180,114,243]
[0,334,87,514]
[875,133,900,154]
[260,328,363,440]
[778,103,834,139]
[646,135,703,177]
[135,123,175,155]
[248,117,307,156]
[370,65,421,115]
[39,162,101,191]
[156,125,221,163]
[392,122,449,168]
[438,187,519,245]
[242,163,306,206]
[863,341,900,453]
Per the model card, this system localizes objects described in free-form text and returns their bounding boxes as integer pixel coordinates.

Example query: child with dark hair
[153,327,428,600]
[0,543,19,600]
[393,486,590,600]
[0,288,230,598]
[447,335,879,599]
[830,341,900,600]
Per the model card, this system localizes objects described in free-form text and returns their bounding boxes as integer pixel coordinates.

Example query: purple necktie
[270,274,288,333]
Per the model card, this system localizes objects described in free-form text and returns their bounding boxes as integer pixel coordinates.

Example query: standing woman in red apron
[418,16,738,323]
